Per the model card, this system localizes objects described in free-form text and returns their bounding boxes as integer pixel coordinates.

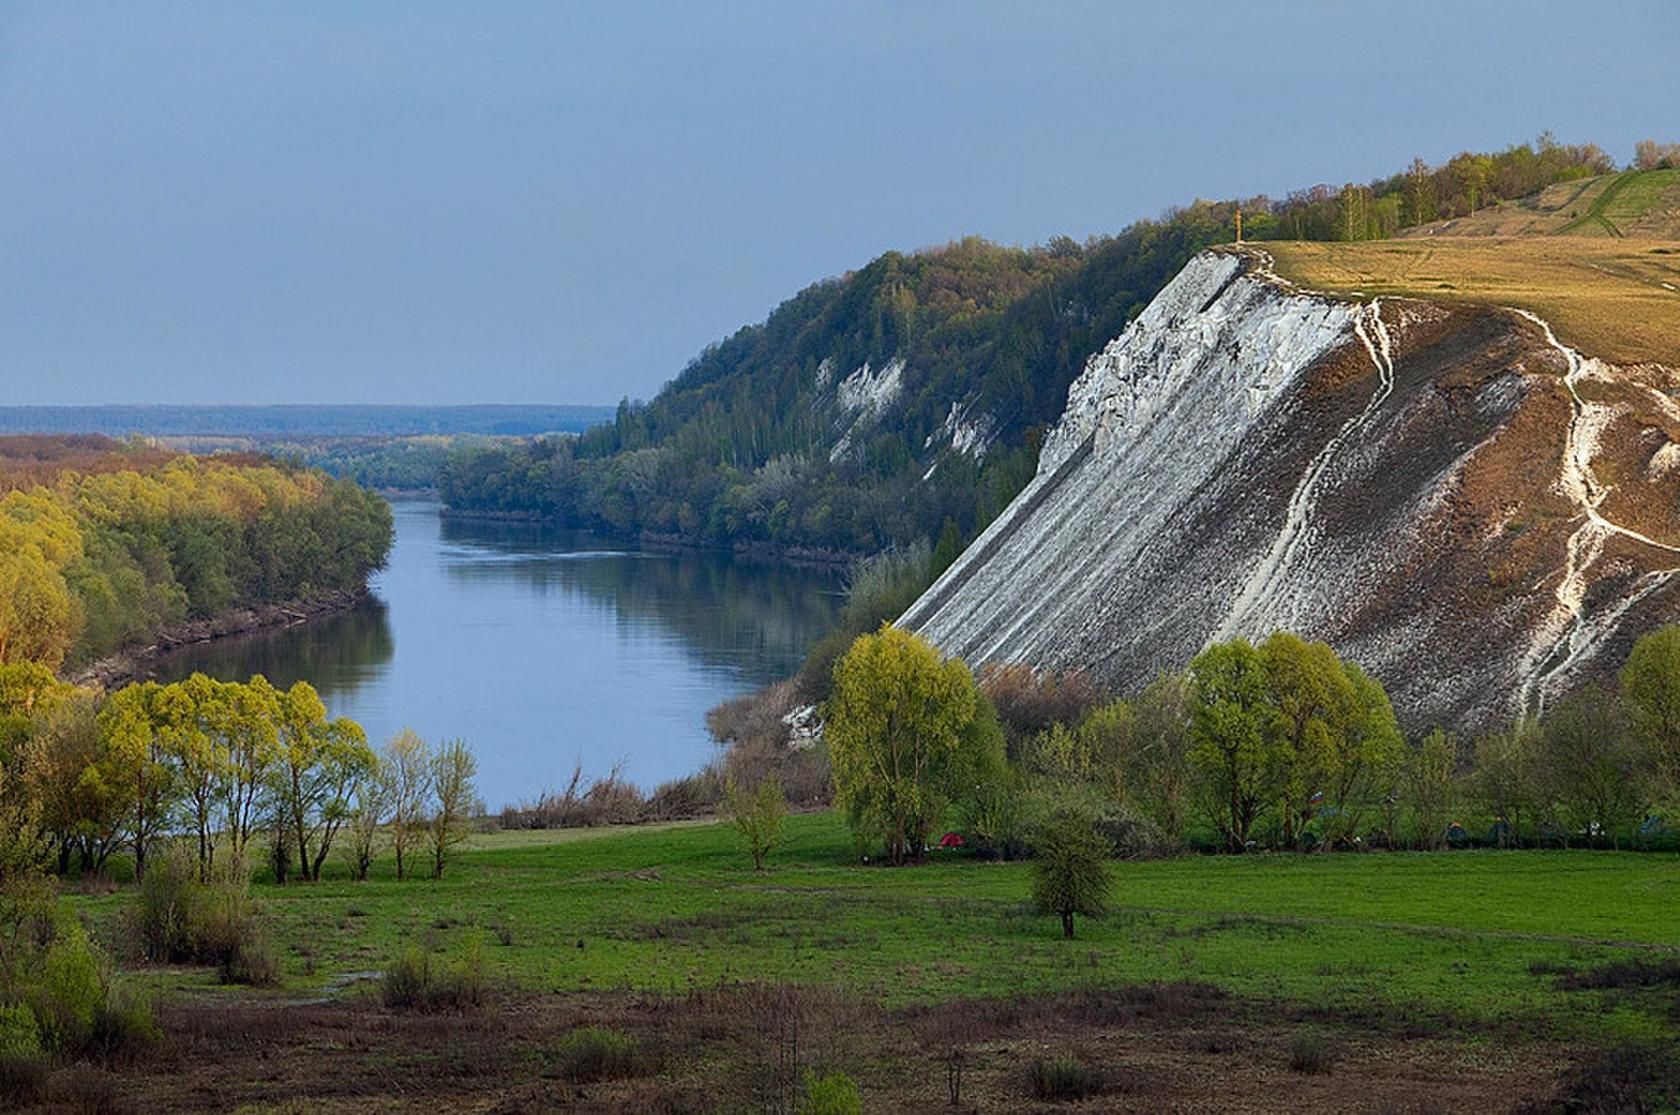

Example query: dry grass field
[1398,169,1680,240]
[1262,238,1680,367]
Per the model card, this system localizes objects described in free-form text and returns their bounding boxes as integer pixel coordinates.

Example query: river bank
[438,506,858,571]
[69,585,369,691]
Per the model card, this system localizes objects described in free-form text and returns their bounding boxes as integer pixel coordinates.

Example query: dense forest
[0,436,392,672]
[439,136,1617,559]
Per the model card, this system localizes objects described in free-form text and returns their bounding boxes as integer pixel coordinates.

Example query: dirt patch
[77,981,1587,1114]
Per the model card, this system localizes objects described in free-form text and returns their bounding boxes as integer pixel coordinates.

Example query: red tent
[938,832,965,849]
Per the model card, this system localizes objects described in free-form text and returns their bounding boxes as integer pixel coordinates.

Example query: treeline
[727,617,1680,864]
[0,665,480,885]
[0,436,392,672]
[439,135,1624,562]
[1265,133,1614,240]
[961,624,1680,857]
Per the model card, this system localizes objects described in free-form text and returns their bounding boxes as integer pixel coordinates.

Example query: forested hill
[439,136,1622,560]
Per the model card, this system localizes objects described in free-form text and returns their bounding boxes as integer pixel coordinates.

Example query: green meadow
[74,812,1680,1044]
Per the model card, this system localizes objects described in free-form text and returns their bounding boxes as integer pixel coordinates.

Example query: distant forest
[439,136,1621,560]
[0,404,614,439]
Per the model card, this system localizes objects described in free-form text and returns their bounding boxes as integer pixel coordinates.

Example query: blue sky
[2,1,1676,405]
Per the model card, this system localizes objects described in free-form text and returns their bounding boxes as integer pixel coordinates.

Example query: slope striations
[901,250,1680,732]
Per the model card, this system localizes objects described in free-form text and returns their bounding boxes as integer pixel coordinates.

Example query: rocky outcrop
[901,249,1680,733]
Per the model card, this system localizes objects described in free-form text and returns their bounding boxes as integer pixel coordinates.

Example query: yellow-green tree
[95,683,176,881]
[1622,625,1680,800]
[274,680,373,882]
[825,625,1003,865]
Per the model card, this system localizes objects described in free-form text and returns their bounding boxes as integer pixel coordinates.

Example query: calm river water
[154,501,842,808]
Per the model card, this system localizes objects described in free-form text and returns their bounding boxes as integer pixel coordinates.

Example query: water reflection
[154,501,842,807]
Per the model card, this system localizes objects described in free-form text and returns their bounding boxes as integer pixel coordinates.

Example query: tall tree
[826,625,1004,865]
[1188,639,1275,852]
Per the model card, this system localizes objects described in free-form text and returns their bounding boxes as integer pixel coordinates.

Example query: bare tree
[428,739,478,879]
[385,729,433,881]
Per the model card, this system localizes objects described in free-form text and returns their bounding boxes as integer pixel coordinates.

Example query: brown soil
[59,982,1581,1114]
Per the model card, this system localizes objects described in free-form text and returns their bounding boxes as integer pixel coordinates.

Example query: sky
[2,2,1677,407]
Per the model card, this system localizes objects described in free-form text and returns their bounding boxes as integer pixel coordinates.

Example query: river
[154,500,843,809]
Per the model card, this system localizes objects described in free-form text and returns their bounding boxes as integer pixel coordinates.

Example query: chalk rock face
[900,249,1680,732]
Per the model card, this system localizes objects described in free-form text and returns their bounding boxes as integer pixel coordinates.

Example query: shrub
[981,664,1104,757]
[724,773,787,871]
[380,939,485,1012]
[0,1002,42,1059]
[31,924,103,1052]
[1288,1031,1333,1075]
[0,1046,47,1105]
[1028,1055,1103,1101]
[132,844,200,963]
[88,983,159,1058]
[552,1025,641,1083]
[797,1070,862,1115]
[219,931,280,988]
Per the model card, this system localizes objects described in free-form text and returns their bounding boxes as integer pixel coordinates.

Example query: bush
[0,1047,48,1105]
[31,924,103,1052]
[88,983,159,1058]
[219,930,280,988]
[981,664,1105,757]
[797,1070,862,1115]
[132,845,200,963]
[0,1001,42,1060]
[1288,1031,1333,1075]
[380,939,485,1012]
[1028,1055,1103,1101]
[552,1025,641,1083]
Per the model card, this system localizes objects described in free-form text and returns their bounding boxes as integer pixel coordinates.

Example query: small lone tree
[429,739,478,879]
[1030,807,1111,939]
[384,729,432,881]
[723,773,786,871]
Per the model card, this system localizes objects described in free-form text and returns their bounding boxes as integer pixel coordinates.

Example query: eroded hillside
[901,250,1680,731]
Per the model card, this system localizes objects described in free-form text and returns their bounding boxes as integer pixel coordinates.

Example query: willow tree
[825,625,1003,865]
[273,681,373,882]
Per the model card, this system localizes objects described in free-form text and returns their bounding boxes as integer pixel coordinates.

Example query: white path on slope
[1213,299,1395,641]
[1512,307,1680,712]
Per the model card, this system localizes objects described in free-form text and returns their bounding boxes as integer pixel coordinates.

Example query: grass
[1261,237,1680,367]
[70,812,1680,1045]
[1401,169,1680,240]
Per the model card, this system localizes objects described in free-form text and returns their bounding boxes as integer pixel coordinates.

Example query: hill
[439,136,1620,561]
[903,249,1679,731]
[1400,169,1680,239]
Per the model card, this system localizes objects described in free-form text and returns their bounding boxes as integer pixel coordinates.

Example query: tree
[428,739,478,879]
[1539,686,1651,849]
[1404,730,1458,850]
[723,773,787,871]
[1030,806,1110,939]
[384,730,433,881]
[212,676,281,875]
[1470,718,1541,847]
[273,681,373,882]
[1320,662,1404,846]
[96,683,175,881]
[1188,639,1275,852]
[826,626,1004,865]
[1621,625,1680,799]
[342,755,391,882]
[1261,632,1356,848]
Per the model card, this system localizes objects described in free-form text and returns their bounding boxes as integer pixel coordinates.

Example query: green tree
[1030,805,1111,939]
[95,683,176,881]
[1188,639,1276,852]
[274,680,374,882]
[1621,625,1680,799]
[1405,729,1459,850]
[1539,686,1651,849]
[826,625,1004,865]
[1261,632,1356,848]
[1470,718,1541,847]
[1321,662,1404,846]
[723,773,787,871]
